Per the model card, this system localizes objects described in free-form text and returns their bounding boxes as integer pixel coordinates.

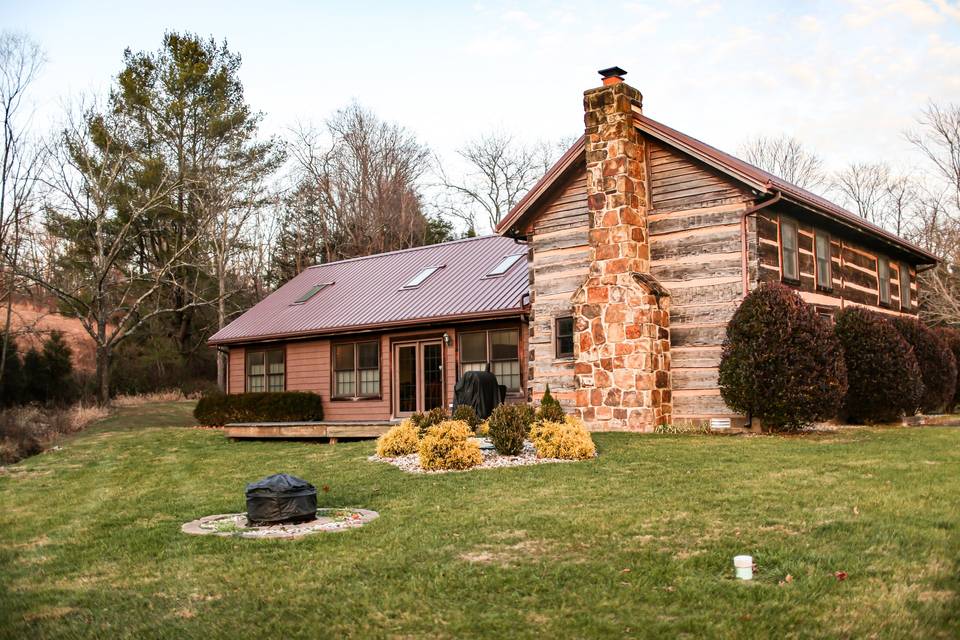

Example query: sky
[2,0,959,226]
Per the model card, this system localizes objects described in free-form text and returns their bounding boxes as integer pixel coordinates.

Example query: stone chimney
[571,67,672,431]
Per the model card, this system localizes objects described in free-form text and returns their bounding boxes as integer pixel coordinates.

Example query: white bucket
[734,555,753,580]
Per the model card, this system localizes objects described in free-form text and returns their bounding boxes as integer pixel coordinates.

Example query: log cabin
[209,67,937,432]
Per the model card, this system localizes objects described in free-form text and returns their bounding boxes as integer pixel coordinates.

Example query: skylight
[401,265,442,289]
[292,282,333,304]
[485,254,524,277]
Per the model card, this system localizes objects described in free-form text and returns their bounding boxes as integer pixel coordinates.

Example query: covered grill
[453,370,504,420]
[245,473,317,525]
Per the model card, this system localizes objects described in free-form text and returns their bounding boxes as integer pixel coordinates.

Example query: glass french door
[393,340,444,417]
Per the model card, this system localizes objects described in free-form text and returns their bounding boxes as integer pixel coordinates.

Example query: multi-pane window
[246,349,284,392]
[333,341,380,398]
[460,332,488,375]
[878,256,891,305]
[556,317,574,358]
[459,329,521,392]
[815,233,832,289]
[899,263,911,310]
[781,219,799,282]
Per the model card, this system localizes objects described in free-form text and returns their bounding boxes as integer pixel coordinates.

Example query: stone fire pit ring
[182,508,379,539]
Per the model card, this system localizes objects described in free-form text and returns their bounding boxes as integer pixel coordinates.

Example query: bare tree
[205,159,282,391]
[832,162,892,224]
[273,103,433,281]
[906,101,960,212]
[901,102,960,325]
[0,31,44,391]
[739,134,827,191]
[436,131,569,232]
[25,105,212,404]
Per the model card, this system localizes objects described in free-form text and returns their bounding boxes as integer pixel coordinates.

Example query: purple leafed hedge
[935,326,960,410]
[833,307,923,423]
[891,317,957,414]
[718,283,847,431]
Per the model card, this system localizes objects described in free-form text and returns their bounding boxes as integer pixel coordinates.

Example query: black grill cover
[453,370,503,420]
[245,473,317,525]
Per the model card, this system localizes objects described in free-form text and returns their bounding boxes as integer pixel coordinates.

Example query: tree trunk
[96,345,111,406]
[216,280,227,392]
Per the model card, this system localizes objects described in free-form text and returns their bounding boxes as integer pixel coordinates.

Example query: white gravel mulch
[369,439,579,474]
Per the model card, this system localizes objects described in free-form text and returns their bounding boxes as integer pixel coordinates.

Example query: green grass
[1,402,958,639]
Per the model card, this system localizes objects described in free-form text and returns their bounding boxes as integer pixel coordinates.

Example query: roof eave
[207,307,529,347]
[496,135,586,237]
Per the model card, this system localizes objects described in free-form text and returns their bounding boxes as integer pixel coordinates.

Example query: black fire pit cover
[245,473,317,525]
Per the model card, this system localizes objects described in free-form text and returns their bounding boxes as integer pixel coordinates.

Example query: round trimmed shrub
[410,406,448,437]
[451,404,481,431]
[530,416,596,460]
[718,283,847,431]
[834,307,923,423]
[376,419,420,457]
[935,326,960,411]
[487,404,533,455]
[418,420,482,471]
[891,317,957,413]
[536,384,566,424]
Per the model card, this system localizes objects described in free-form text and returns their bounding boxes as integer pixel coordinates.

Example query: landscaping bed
[369,438,582,474]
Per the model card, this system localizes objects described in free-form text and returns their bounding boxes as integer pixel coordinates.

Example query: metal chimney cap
[598,66,627,79]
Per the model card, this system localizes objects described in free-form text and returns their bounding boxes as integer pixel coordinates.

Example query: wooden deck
[225,421,395,440]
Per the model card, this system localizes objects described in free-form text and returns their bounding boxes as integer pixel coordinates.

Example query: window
[556,317,574,358]
[878,256,891,305]
[333,341,380,398]
[246,348,284,392]
[900,263,911,310]
[458,329,522,392]
[460,332,488,374]
[293,282,332,304]
[780,219,799,282]
[401,266,442,289]
[815,232,832,289]
[485,254,524,277]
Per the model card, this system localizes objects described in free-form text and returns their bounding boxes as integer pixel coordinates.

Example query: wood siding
[648,139,753,423]
[755,209,919,317]
[227,321,527,421]
[648,140,746,211]
[523,166,590,407]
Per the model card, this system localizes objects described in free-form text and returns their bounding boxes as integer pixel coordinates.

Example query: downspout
[740,190,783,297]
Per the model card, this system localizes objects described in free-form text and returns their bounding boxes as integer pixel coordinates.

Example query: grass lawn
[1,402,958,639]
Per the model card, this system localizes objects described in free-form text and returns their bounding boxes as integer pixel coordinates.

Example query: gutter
[740,191,783,297]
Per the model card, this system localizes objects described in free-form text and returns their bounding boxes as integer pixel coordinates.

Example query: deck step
[225,421,394,439]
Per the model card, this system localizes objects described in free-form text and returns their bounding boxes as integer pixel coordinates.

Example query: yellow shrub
[530,416,596,460]
[476,420,490,436]
[418,420,483,471]
[376,419,420,457]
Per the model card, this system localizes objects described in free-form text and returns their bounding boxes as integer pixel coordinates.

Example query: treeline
[0,31,562,404]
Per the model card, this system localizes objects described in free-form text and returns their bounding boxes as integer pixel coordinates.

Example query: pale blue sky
[2,0,959,190]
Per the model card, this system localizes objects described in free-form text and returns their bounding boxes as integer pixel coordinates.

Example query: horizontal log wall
[524,167,590,407]
[755,209,918,316]
[647,139,753,423]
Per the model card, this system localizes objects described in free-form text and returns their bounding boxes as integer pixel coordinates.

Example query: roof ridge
[306,234,515,270]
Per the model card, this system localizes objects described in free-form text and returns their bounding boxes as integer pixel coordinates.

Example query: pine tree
[22,347,46,403]
[41,331,74,403]
[0,333,23,406]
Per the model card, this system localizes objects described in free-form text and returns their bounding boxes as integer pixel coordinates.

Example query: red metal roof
[498,114,937,265]
[209,235,530,345]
